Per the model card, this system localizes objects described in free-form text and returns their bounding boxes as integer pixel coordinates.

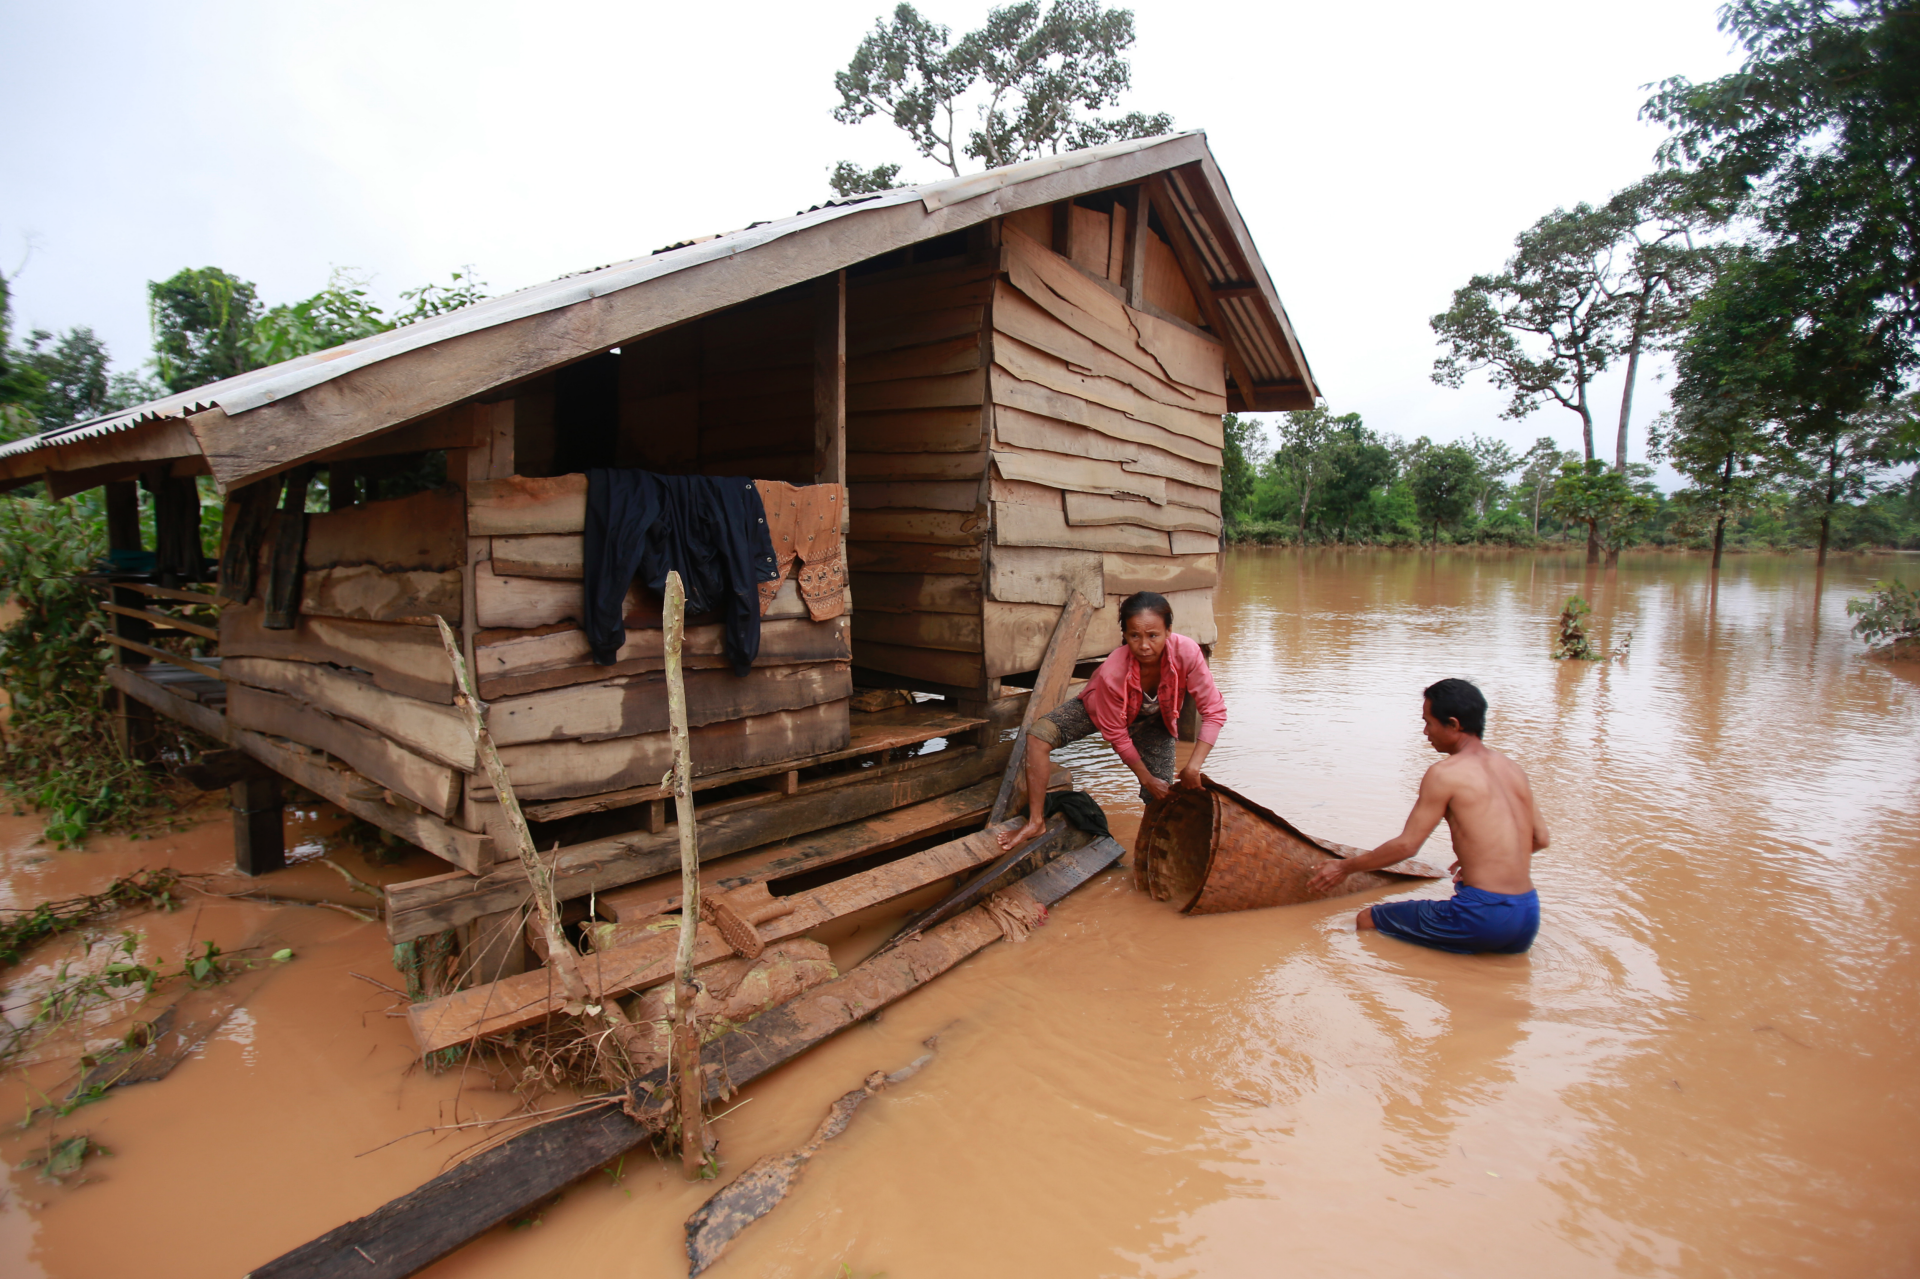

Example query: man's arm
[1307,765,1451,894]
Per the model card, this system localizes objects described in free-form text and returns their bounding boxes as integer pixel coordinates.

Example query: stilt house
[0,132,1317,978]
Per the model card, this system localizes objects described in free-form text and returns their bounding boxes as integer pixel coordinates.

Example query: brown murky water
[3,549,1917,1278]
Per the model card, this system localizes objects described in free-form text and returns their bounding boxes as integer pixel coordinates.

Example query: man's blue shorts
[1369,883,1540,954]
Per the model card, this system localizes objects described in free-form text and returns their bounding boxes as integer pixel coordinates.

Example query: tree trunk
[1817,510,1832,567]
[1614,290,1652,471]
[1586,520,1600,565]
[1577,392,1596,463]
[1711,515,1726,572]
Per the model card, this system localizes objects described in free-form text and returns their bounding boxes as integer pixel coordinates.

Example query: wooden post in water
[430,617,650,1076]
[662,569,709,1176]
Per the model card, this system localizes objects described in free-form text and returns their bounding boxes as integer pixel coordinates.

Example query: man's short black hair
[1424,678,1487,737]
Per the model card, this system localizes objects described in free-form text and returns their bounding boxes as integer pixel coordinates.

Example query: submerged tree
[828,1,1172,196]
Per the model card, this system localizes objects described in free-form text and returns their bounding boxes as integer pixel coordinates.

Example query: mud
[3,549,1916,1278]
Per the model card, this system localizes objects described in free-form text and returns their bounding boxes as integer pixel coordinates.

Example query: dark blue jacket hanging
[582,470,780,676]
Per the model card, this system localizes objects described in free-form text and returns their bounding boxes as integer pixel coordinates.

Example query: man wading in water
[1309,678,1548,953]
[998,591,1226,851]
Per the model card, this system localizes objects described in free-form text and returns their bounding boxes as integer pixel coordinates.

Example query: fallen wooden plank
[247,838,1124,1279]
[991,589,1092,822]
[407,817,1019,1052]
[384,739,1004,942]
[592,775,1004,921]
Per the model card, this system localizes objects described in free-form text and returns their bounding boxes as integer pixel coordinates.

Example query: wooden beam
[990,589,1092,823]
[814,269,846,487]
[104,635,223,682]
[1144,176,1262,410]
[1051,200,1074,259]
[230,773,286,876]
[98,601,220,642]
[84,578,226,608]
[1119,185,1150,309]
[244,838,1125,1279]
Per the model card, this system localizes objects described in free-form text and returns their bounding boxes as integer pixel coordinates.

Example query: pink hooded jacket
[1080,631,1226,770]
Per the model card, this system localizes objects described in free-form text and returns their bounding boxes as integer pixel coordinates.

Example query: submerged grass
[0,867,192,966]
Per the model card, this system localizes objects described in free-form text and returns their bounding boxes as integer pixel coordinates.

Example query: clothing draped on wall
[583,470,781,676]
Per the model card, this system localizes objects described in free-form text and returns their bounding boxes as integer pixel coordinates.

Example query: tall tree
[149,267,261,395]
[1515,436,1572,537]
[1315,418,1397,542]
[1645,0,1920,412]
[1464,434,1521,519]
[1545,459,1651,564]
[1597,174,1720,470]
[1431,202,1628,462]
[829,1,1171,196]
[18,327,159,431]
[1650,404,1770,572]
[1407,443,1480,545]
[1272,406,1347,540]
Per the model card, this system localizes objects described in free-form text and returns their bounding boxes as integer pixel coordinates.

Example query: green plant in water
[0,493,208,844]
[0,867,189,966]
[16,1132,109,1185]
[1847,580,1920,652]
[1553,596,1601,661]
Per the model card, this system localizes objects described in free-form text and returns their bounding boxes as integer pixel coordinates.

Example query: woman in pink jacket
[998,591,1227,850]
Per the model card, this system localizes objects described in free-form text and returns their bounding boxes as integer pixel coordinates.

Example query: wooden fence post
[663,569,710,1175]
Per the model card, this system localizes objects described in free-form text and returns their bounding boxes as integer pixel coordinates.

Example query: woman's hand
[1176,764,1205,790]
[1140,774,1174,802]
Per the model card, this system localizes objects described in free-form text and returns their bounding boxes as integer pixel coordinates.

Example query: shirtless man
[1307,678,1548,954]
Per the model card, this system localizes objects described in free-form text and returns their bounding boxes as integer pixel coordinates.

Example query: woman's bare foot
[996,815,1046,851]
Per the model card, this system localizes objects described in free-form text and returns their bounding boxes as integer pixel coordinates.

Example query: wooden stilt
[230,773,286,876]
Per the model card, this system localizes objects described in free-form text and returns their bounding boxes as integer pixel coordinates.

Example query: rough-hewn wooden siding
[844,258,994,693]
[984,219,1222,675]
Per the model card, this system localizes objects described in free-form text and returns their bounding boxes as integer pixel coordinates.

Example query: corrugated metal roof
[0,132,1315,477]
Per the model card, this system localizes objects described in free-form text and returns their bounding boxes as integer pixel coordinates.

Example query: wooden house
[0,132,1317,984]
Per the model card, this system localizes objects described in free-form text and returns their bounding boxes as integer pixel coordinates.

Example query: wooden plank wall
[843,256,995,695]
[983,218,1223,676]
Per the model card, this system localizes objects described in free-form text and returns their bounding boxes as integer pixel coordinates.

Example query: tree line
[1417,0,1918,567]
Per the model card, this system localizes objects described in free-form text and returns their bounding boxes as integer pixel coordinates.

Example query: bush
[0,494,201,845]
[1847,580,1920,652]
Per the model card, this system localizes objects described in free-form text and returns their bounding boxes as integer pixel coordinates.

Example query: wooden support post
[663,570,710,1175]
[1051,200,1075,260]
[461,907,528,983]
[990,590,1094,825]
[1118,185,1150,309]
[327,462,358,510]
[813,269,846,489]
[103,480,159,763]
[452,402,516,861]
[230,773,286,876]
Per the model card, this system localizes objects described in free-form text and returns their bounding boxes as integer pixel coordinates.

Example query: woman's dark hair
[1118,591,1173,631]
[1423,678,1487,737]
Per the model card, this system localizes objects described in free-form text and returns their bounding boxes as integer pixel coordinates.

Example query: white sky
[1,0,1744,479]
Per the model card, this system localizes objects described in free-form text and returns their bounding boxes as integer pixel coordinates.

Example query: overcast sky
[2,0,1745,477]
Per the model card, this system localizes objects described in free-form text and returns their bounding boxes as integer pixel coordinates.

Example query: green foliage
[829,0,1171,195]
[393,269,489,326]
[1545,458,1656,561]
[1646,0,1920,411]
[17,1133,109,1185]
[1553,596,1600,661]
[0,494,195,844]
[1218,412,1268,529]
[1407,443,1481,543]
[0,867,186,967]
[1846,579,1920,649]
[251,269,391,366]
[1432,175,1715,466]
[148,267,261,395]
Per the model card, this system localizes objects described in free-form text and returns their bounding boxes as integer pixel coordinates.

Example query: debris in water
[683,1038,940,1275]
[17,1133,109,1185]
[0,867,194,966]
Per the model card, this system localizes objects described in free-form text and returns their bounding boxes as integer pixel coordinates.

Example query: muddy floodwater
[3,548,1918,1278]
